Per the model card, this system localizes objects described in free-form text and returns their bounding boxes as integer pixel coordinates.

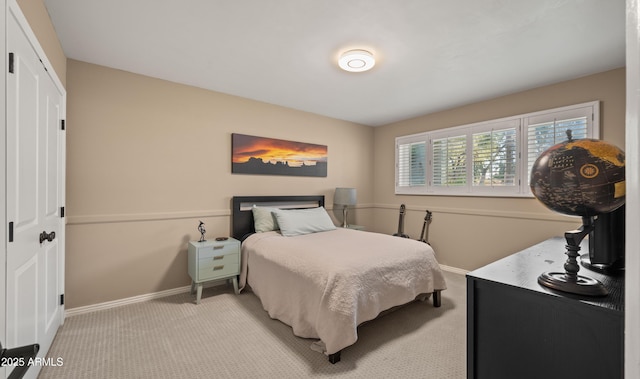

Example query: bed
[231,195,447,363]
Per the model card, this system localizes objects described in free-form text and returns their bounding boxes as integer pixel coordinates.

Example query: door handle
[0,341,40,379]
[39,231,56,244]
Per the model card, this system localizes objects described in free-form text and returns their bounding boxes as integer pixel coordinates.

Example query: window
[395,101,599,197]
[524,107,590,186]
[396,134,426,191]
[432,133,467,188]
[473,126,517,187]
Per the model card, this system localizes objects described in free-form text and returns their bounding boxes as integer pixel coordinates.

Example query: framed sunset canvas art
[231,134,328,177]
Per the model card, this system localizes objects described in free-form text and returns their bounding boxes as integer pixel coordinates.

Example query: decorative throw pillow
[252,205,279,233]
[271,207,336,237]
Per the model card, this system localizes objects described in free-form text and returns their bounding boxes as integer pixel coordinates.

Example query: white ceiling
[42,0,626,127]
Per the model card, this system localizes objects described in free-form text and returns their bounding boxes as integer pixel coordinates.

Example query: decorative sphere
[530,138,625,217]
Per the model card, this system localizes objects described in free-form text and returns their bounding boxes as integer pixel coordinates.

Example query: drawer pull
[213,246,224,250]
[213,265,224,271]
[213,256,223,260]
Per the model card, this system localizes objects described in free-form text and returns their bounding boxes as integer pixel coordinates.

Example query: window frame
[395,101,600,197]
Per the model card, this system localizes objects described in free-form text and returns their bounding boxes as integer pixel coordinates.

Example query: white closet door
[38,41,65,358]
[6,6,64,379]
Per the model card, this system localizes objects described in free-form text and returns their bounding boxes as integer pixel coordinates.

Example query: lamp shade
[334,187,357,206]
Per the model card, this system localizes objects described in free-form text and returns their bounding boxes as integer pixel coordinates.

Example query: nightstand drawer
[198,252,238,269]
[199,249,239,264]
[198,263,239,281]
[198,243,238,260]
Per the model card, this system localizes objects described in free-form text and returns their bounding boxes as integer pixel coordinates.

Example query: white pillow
[271,207,336,237]
[252,205,279,233]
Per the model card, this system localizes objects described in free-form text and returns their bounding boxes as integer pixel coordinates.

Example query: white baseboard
[66,281,228,317]
[65,280,227,317]
[65,285,192,317]
[66,265,467,318]
[440,264,468,276]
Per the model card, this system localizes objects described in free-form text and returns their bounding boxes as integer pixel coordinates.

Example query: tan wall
[21,0,626,306]
[17,0,66,86]
[372,68,626,271]
[65,59,374,308]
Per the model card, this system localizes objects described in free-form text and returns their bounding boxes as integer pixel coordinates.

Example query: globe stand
[538,217,608,297]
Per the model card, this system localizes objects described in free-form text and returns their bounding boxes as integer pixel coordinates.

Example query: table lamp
[334,187,357,227]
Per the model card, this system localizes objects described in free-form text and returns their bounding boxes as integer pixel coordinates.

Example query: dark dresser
[466,237,624,379]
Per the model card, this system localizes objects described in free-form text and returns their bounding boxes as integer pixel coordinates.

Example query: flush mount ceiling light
[338,49,375,72]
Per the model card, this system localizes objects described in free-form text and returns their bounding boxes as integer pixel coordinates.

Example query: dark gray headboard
[231,195,325,241]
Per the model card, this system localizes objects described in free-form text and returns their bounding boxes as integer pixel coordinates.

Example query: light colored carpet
[38,271,466,379]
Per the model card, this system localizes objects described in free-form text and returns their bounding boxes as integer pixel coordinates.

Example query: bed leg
[433,290,442,308]
[328,351,341,364]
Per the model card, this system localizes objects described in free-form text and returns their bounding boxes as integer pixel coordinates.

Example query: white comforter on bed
[239,228,447,355]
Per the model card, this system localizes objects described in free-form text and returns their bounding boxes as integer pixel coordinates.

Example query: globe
[530,137,625,217]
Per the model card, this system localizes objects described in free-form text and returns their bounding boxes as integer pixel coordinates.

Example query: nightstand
[188,238,240,304]
[344,224,365,231]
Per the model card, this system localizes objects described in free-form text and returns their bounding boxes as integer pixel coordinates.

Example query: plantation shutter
[396,134,427,193]
[472,123,518,188]
[525,105,595,185]
[432,134,466,187]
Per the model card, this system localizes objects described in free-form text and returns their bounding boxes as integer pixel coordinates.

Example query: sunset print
[231,134,328,177]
